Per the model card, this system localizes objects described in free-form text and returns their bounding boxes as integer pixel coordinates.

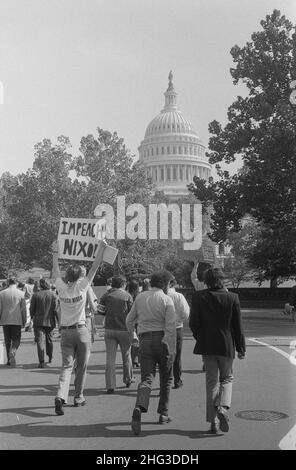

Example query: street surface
[0,309,295,451]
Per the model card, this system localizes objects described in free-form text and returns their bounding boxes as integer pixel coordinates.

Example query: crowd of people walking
[0,242,250,436]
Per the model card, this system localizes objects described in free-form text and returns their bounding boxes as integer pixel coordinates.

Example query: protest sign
[58,217,118,264]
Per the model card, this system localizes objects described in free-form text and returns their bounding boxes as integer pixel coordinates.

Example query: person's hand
[97,239,107,256]
[238,352,245,360]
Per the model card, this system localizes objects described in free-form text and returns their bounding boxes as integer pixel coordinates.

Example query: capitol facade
[138,72,211,199]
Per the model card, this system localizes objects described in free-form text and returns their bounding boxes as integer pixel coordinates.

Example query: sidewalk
[0,320,295,451]
[241,308,295,321]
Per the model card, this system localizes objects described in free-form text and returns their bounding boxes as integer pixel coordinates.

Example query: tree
[1,137,87,270]
[189,10,296,287]
[0,172,25,276]
[221,220,261,288]
[0,129,171,277]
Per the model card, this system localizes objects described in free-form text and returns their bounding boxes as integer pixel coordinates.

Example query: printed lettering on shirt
[59,295,83,304]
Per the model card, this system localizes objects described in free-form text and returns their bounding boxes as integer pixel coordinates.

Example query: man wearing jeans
[126,270,176,436]
[51,239,106,416]
[98,276,134,393]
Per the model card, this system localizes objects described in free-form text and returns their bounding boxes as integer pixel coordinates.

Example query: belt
[139,330,164,338]
[60,323,86,330]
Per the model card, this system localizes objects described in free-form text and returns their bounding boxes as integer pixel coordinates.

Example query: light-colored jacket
[167,287,190,329]
[0,285,27,326]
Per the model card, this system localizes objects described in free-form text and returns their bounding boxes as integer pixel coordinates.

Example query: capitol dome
[139,71,211,199]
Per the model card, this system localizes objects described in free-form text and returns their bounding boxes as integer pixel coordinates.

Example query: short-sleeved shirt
[98,288,133,331]
[55,277,90,326]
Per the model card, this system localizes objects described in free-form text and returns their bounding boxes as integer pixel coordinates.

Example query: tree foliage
[189,10,296,286]
[0,128,192,281]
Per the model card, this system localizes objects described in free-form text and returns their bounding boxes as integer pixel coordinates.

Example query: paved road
[0,310,295,451]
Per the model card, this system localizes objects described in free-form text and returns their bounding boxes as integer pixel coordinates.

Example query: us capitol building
[138,71,211,199]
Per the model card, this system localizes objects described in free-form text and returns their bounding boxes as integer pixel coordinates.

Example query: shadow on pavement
[0,405,55,418]
[0,420,223,440]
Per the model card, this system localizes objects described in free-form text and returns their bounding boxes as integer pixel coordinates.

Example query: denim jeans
[202,355,233,423]
[104,329,133,389]
[2,325,22,360]
[173,327,183,385]
[135,332,173,416]
[57,325,91,403]
[33,326,54,363]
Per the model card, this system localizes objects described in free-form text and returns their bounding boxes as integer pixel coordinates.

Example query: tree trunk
[270,277,278,289]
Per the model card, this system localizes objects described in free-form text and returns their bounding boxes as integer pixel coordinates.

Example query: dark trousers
[173,327,183,385]
[33,326,54,363]
[135,332,173,416]
[3,325,22,360]
[131,344,140,365]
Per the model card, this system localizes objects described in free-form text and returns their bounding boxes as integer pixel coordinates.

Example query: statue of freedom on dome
[168,70,174,90]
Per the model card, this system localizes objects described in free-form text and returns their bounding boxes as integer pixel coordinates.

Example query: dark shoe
[38,362,45,368]
[131,407,141,435]
[172,382,183,389]
[106,389,114,394]
[126,377,136,388]
[9,353,16,368]
[74,398,86,407]
[209,423,221,434]
[202,364,206,372]
[217,407,229,432]
[158,414,172,424]
[48,357,52,364]
[55,397,64,416]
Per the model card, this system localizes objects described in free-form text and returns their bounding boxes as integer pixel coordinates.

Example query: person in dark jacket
[30,278,59,368]
[189,268,246,434]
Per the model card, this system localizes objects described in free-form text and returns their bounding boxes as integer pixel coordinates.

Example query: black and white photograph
[0,0,296,458]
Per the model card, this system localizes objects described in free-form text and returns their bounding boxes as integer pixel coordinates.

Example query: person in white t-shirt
[51,240,106,416]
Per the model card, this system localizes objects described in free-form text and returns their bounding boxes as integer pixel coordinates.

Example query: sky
[0,0,295,177]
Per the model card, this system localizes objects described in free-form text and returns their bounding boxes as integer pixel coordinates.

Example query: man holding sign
[52,239,107,416]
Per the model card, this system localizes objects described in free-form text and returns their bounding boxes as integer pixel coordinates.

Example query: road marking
[248,337,296,450]
[248,337,290,360]
[279,423,296,450]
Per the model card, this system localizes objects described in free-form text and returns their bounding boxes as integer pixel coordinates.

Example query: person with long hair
[189,268,246,434]
[51,240,106,415]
